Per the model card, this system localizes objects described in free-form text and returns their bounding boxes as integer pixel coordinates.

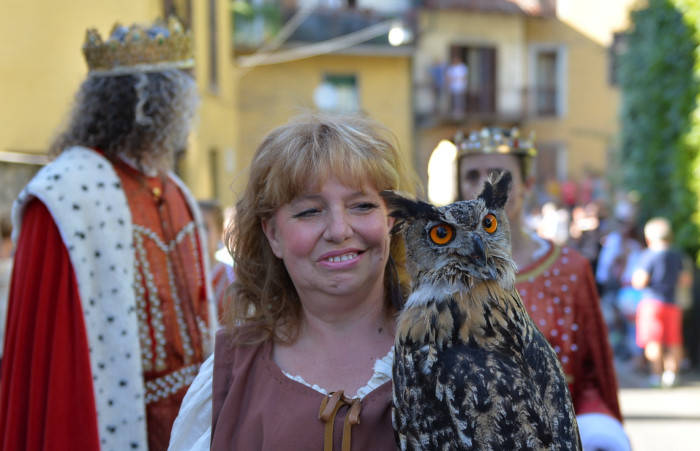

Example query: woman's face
[262,176,394,303]
[458,153,527,222]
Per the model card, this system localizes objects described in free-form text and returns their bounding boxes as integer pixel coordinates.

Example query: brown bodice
[211,329,397,450]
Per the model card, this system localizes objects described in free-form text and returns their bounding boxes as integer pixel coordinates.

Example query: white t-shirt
[447,63,468,93]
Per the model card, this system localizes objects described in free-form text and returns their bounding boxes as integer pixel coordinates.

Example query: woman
[169,113,413,450]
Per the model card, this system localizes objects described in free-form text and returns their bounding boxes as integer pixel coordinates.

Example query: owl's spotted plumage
[382,173,581,451]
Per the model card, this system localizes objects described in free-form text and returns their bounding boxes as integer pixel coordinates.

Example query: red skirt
[635,298,683,347]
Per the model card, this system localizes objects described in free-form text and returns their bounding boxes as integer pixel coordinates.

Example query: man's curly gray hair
[49,69,199,171]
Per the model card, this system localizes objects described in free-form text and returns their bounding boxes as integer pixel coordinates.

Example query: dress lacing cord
[318,390,362,451]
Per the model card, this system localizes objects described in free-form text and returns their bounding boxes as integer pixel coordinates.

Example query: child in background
[198,200,235,319]
[632,217,692,387]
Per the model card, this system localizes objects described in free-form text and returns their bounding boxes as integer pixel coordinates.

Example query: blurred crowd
[527,171,697,386]
[2,168,697,388]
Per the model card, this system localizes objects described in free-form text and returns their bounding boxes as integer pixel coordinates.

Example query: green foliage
[231,1,254,16]
[619,0,700,259]
[231,0,282,48]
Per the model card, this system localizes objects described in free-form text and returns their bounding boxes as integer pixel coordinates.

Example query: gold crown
[82,16,194,75]
[455,127,537,158]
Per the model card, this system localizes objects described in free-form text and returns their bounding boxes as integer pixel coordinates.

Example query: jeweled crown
[454,127,537,158]
[82,16,194,75]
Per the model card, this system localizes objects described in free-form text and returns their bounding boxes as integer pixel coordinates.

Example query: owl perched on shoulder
[382,172,581,451]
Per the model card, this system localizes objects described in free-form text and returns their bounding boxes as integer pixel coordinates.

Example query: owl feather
[382,172,581,451]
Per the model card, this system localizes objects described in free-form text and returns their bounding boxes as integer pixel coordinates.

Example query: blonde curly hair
[224,113,414,344]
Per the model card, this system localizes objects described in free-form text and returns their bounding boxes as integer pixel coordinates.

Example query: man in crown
[456,128,630,451]
[0,18,216,451]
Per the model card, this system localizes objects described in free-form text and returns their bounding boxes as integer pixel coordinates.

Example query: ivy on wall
[618,0,700,260]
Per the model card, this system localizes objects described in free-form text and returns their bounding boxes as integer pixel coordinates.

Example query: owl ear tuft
[478,171,512,210]
[380,190,442,234]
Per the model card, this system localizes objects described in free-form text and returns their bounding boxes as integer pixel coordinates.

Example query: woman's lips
[318,249,363,268]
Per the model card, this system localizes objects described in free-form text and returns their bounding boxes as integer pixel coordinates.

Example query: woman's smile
[318,248,363,268]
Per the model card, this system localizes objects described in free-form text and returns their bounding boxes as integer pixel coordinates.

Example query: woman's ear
[387,213,396,231]
[261,217,283,259]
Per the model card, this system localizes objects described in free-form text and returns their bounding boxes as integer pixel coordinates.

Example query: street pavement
[615,359,700,451]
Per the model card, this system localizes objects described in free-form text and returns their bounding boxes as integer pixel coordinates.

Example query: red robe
[516,242,622,421]
[211,261,234,320]
[0,158,211,451]
[0,201,100,449]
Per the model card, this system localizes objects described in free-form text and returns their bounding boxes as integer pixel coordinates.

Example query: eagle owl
[382,172,581,451]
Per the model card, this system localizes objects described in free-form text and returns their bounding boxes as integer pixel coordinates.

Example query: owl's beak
[471,235,486,264]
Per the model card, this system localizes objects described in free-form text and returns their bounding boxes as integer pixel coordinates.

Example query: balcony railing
[533,86,558,116]
[414,82,562,127]
[422,0,556,17]
[233,4,415,52]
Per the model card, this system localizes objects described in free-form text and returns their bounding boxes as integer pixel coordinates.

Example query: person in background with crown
[455,128,629,451]
[0,17,216,451]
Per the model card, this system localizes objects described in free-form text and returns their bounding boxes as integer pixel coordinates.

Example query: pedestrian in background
[632,217,692,388]
[446,55,468,117]
[428,58,447,114]
[0,213,12,373]
[199,199,235,319]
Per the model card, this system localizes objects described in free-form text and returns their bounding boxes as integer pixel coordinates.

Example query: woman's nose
[323,210,353,242]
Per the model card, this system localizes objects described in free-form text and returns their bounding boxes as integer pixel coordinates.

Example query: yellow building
[414,0,637,203]
[230,3,415,198]
[231,53,414,197]
[186,0,238,206]
[0,0,237,212]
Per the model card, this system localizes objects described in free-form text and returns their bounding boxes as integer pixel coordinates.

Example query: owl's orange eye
[429,224,455,245]
[482,213,498,234]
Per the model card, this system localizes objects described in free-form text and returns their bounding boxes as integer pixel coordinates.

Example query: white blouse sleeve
[576,413,631,451]
[168,354,214,451]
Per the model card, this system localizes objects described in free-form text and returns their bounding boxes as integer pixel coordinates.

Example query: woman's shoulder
[214,324,269,354]
[517,238,597,288]
[212,325,272,383]
[558,245,594,270]
[169,329,272,450]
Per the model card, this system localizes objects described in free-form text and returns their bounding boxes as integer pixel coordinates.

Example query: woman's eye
[292,208,321,218]
[353,202,378,211]
[464,169,480,183]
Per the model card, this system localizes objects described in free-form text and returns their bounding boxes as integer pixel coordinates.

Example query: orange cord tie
[341,397,362,451]
[319,390,345,422]
[318,391,363,451]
